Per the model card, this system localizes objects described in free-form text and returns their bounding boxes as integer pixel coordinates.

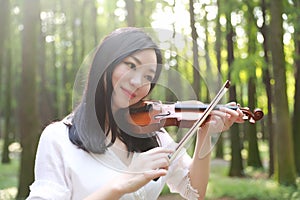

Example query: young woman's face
[111,49,157,111]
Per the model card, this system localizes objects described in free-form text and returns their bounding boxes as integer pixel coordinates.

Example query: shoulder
[42,121,69,137]
[38,121,70,148]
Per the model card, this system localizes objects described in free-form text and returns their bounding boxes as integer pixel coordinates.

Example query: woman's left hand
[201,102,244,134]
[194,102,244,159]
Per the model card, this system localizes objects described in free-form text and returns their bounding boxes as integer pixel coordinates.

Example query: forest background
[0,0,300,199]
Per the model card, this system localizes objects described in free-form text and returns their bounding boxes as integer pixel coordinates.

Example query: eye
[145,75,154,82]
[124,61,136,70]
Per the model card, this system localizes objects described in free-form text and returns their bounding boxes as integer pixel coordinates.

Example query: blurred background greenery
[0,0,300,199]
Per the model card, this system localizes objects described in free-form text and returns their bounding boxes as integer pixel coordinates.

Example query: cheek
[112,68,127,88]
[138,84,151,97]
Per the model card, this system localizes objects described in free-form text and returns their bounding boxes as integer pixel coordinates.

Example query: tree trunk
[60,0,73,115]
[165,2,181,102]
[2,34,12,164]
[139,0,146,26]
[189,0,201,99]
[292,0,300,176]
[0,0,10,101]
[270,0,296,186]
[214,0,224,159]
[125,0,136,27]
[246,77,262,168]
[0,0,11,164]
[17,0,41,198]
[39,23,56,128]
[91,0,98,46]
[226,12,244,177]
[204,7,213,103]
[260,0,274,176]
[244,1,262,168]
[69,0,80,115]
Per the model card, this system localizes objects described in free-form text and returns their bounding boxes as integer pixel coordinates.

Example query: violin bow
[169,80,231,163]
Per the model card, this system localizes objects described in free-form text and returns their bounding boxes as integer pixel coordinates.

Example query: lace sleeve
[178,172,200,200]
[166,152,199,200]
[157,129,200,199]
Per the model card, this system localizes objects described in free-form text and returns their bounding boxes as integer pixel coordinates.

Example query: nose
[129,73,143,88]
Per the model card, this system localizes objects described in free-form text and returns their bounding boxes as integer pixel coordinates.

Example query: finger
[224,102,246,123]
[139,148,172,166]
[145,147,174,155]
[124,168,168,191]
[210,110,229,119]
[179,100,203,105]
[208,114,233,131]
[205,115,225,128]
[143,168,168,180]
[220,107,239,116]
[226,101,237,106]
[149,152,172,168]
[149,157,170,170]
[219,107,242,123]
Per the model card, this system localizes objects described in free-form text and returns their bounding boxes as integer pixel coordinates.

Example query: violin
[128,100,264,133]
[125,80,264,164]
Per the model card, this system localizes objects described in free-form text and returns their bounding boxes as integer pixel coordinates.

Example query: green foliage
[230,54,266,85]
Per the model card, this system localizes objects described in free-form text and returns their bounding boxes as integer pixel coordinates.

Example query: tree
[125,0,136,26]
[189,0,201,99]
[259,0,275,177]
[0,0,11,164]
[269,0,296,186]
[17,0,41,197]
[214,0,224,159]
[38,14,56,127]
[244,1,263,168]
[0,0,9,96]
[292,0,300,175]
[226,12,244,177]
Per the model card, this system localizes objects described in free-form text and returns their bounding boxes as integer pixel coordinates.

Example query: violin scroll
[239,107,264,124]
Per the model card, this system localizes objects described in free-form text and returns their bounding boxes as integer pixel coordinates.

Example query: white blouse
[27,121,199,200]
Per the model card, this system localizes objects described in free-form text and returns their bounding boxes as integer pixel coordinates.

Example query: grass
[0,141,20,200]
[160,138,300,199]
[0,141,299,200]
[206,160,300,200]
[0,157,19,200]
[159,159,300,200]
[0,158,19,189]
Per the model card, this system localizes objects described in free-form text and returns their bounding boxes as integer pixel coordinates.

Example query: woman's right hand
[118,147,174,194]
[85,147,173,200]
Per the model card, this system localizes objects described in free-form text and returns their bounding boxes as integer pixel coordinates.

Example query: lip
[121,87,136,99]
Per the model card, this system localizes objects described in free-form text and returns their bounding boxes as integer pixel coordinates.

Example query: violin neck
[129,101,238,114]
[174,103,237,111]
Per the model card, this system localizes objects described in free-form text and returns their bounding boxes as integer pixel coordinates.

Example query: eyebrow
[130,55,142,65]
[130,55,156,74]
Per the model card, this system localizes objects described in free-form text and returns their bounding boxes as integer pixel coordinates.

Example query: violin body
[130,101,200,128]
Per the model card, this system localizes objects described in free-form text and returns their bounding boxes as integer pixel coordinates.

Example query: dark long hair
[69,27,163,154]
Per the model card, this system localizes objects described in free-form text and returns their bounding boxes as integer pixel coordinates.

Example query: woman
[27,27,244,200]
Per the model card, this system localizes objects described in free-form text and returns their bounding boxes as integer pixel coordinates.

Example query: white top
[27,121,199,200]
